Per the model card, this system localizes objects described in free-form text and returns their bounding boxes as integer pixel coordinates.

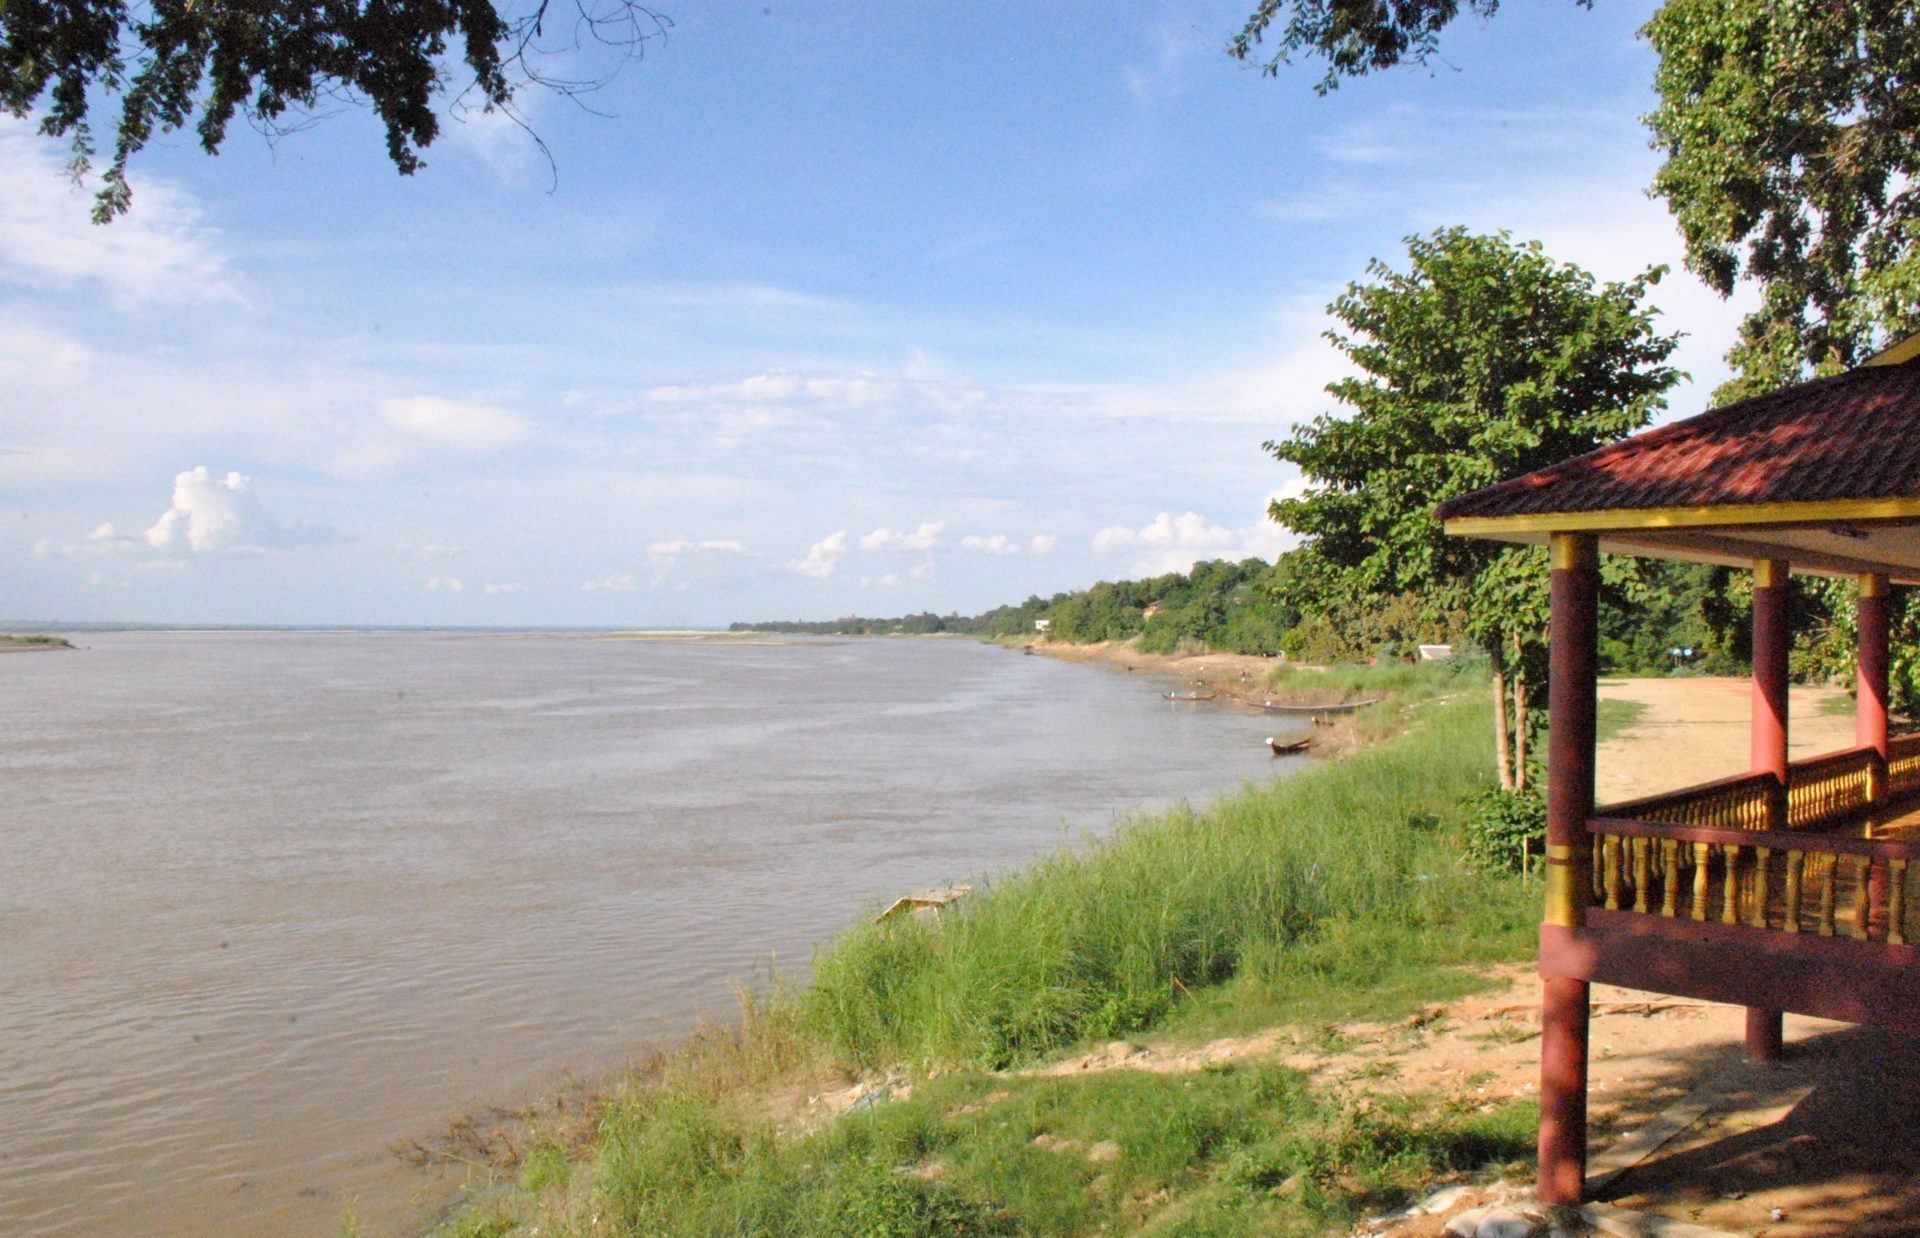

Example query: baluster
[1891,859,1909,947]
[1750,847,1772,928]
[1721,844,1741,923]
[1819,854,1838,937]
[1692,842,1712,921]
[1853,857,1873,942]
[1784,850,1804,932]
[1661,839,1680,917]
[1592,836,1605,900]
[1632,838,1651,914]
[1604,836,1624,911]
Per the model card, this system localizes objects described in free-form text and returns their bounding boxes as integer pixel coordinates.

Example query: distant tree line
[733,550,1737,675]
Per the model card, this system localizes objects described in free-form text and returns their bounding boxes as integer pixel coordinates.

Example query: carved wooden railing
[1786,745,1878,828]
[1598,771,1775,830]
[1587,817,1920,946]
[1597,744,1891,835]
[1890,734,1920,796]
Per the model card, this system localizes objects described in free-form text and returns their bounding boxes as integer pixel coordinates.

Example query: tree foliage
[1645,0,1920,398]
[1269,228,1682,785]
[1230,0,1591,92]
[0,0,668,221]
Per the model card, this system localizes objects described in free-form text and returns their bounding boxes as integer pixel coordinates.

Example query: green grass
[1816,692,1856,717]
[435,664,1539,1236]
[1596,697,1649,743]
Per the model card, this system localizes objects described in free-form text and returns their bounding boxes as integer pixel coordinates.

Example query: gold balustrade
[1786,745,1878,828]
[1587,817,1919,947]
[1598,771,1774,830]
[1889,734,1920,796]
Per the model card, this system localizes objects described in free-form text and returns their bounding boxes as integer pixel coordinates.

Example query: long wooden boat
[1164,691,1217,701]
[1252,697,1380,715]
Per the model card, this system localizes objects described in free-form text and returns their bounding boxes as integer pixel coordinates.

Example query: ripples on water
[0,632,1303,1236]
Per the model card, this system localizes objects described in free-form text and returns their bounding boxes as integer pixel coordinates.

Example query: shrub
[1461,787,1546,873]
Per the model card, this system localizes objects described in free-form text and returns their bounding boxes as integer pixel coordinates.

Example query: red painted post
[1859,573,1891,772]
[1860,573,1892,939]
[1748,559,1790,1062]
[1540,532,1597,1206]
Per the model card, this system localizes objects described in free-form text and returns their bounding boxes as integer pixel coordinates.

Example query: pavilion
[1434,331,1920,1206]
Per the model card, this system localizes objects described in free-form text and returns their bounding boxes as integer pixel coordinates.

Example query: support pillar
[1748,558,1790,1062]
[1859,573,1891,791]
[1540,532,1597,1206]
[1860,573,1892,938]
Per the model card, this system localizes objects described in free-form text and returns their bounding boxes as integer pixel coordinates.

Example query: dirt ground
[1594,678,1856,805]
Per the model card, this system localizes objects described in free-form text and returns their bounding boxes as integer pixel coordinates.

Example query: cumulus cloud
[379,396,528,450]
[484,581,524,595]
[789,531,848,579]
[908,557,934,581]
[425,576,464,592]
[1028,534,1058,556]
[583,572,639,592]
[958,534,1020,556]
[144,466,322,553]
[859,522,944,552]
[1092,510,1294,576]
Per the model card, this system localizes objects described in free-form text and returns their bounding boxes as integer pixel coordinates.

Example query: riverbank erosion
[431,662,1556,1236]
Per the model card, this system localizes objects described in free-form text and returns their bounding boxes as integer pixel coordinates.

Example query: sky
[2,0,1750,627]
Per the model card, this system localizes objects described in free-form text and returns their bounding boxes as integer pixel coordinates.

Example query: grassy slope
[437,665,1540,1237]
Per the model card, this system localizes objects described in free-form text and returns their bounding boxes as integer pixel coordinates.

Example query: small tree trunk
[1491,640,1514,791]
[1513,633,1530,794]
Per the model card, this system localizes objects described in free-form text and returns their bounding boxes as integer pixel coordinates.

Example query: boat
[1164,691,1217,701]
[1267,736,1311,755]
[1252,697,1381,715]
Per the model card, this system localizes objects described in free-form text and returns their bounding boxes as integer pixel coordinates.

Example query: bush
[1461,788,1546,873]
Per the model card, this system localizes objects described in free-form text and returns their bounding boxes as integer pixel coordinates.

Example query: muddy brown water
[0,632,1305,1236]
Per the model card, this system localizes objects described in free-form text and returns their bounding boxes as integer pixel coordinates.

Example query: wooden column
[1540,532,1597,1206]
[1860,573,1892,939]
[1748,558,1790,1062]
[1859,573,1891,784]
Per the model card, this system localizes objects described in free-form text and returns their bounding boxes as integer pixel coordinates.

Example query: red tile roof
[1433,360,1920,522]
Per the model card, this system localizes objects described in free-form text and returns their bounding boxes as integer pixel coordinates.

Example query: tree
[1231,0,1591,93]
[1269,228,1682,788]
[1645,1,1920,399]
[1,0,669,221]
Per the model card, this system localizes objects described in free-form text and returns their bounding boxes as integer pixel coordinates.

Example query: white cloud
[425,576,464,592]
[1028,534,1057,556]
[860,522,944,552]
[908,557,934,581]
[398,541,462,560]
[1092,510,1293,576]
[959,534,1020,555]
[144,466,319,553]
[583,572,639,592]
[859,573,901,588]
[0,121,242,309]
[379,396,528,451]
[647,539,745,570]
[789,531,848,579]
[484,581,524,594]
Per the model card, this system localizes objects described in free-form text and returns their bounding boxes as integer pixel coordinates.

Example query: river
[0,631,1304,1235]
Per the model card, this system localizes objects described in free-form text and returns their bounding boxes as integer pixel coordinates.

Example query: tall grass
[802,676,1520,1070]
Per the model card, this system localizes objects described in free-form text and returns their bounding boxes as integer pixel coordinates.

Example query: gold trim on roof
[1864,329,1920,368]
[1443,495,1920,537]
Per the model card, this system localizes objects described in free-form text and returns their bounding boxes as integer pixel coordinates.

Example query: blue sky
[3,0,1745,626]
